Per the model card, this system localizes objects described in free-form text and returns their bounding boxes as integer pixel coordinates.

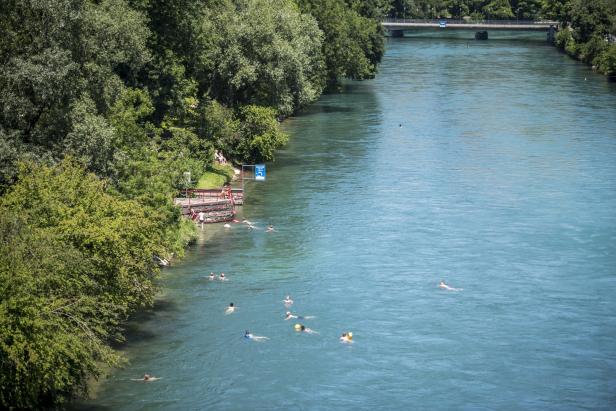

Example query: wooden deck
[174,188,243,223]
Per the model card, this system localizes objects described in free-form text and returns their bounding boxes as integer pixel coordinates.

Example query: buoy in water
[294,324,302,331]
[348,332,353,340]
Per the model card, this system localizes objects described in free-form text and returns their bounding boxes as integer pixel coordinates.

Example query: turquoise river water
[79,33,616,410]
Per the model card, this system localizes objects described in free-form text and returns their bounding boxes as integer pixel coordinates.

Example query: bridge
[382,19,559,40]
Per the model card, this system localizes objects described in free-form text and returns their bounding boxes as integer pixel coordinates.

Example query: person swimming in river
[340,332,353,344]
[242,219,257,230]
[295,324,318,334]
[285,311,315,320]
[219,273,227,281]
[285,311,300,320]
[439,280,462,291]
[131,373,161,382]
[208,272,215,281]
[225,303,236,314]
[283,295,293,306]
[266,225,275,232]
[244,330,269,341]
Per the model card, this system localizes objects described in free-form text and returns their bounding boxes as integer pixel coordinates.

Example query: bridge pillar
[390,29,404,38]
[475,31,488,40]
[547,25,557,43]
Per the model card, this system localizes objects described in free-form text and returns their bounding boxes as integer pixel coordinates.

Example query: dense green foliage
[0,0,386,408]
[297,0,386,84]
[0,160,165,408]
[554,0,616,76]
[390,0,543,19]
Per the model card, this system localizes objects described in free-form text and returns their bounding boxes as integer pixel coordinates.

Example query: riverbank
[555,26,616,78]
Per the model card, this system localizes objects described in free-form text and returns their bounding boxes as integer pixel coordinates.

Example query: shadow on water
[70,403,113,411]
[297,83,377,117]
[111,298,180,349]
[308,104,356,114]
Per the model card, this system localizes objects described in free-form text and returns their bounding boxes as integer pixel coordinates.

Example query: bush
[596,44,616,76]
[236,105,289,163]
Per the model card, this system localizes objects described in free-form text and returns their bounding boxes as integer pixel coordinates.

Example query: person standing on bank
[198,211,205,230]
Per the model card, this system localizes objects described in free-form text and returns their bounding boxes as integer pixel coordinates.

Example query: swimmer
[295,324,318,334]
[399,123,402,127]
[225,302,236,315]
[208,272,215,280]
[219,273,227,281]
[340,333,353,344]
[131,374,161,382]
[439,280,462,291]
[266,225,275,232]
[283,295,293,306]
[285,311,315,320]
[244,330,269,341]
[242,219,257,230]
[223,223,231,228]
[285,311,299,320]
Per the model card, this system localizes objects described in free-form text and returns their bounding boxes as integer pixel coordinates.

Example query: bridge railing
[382,18,557,26]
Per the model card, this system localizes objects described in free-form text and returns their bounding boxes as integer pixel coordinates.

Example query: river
[79,32,616,410]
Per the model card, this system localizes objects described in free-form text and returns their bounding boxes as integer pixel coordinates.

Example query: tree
[296,0,385,85]
[0,0,151,182]
[236,105,289,162]
[197,0,326,115]
[0,160,165,408]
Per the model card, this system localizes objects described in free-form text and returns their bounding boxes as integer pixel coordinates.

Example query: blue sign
[255,164,266,181]
[439,20,447,28]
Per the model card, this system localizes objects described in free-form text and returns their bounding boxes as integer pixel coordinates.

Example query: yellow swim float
[294,324,302,331]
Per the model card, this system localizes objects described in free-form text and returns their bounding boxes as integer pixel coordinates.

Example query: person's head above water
[229,303,234,307]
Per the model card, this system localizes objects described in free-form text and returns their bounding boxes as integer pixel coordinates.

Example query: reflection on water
[77,35,616,411]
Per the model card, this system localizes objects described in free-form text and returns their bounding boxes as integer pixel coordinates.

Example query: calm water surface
[81,34,616,410]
